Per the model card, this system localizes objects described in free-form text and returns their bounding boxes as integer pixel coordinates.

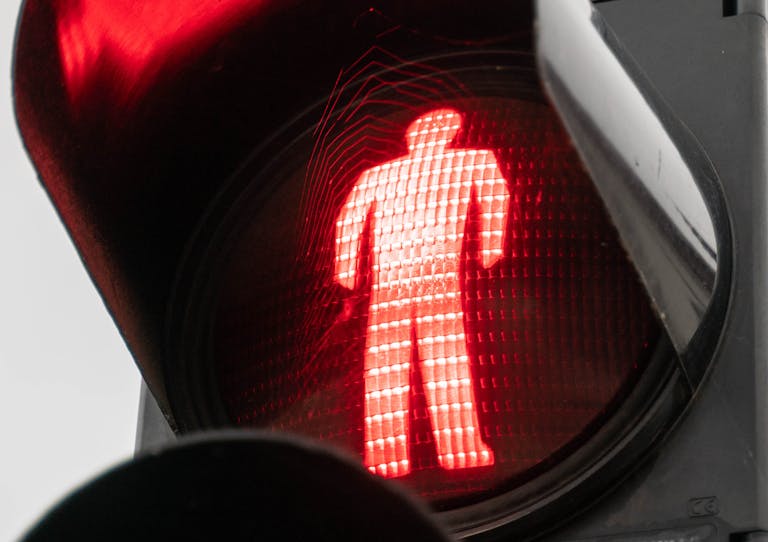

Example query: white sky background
[0,2,142,540]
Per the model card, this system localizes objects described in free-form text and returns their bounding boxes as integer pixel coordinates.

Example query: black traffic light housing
[542,1,767,539]
[12,0,768,540]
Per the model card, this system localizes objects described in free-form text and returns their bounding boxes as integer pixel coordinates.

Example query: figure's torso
[363,149,497,295]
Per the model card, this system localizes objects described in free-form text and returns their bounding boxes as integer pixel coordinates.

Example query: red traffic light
[17,1,756,540]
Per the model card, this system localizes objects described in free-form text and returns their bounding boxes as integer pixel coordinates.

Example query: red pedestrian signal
[335,108,504,476]
[14,0,765,541]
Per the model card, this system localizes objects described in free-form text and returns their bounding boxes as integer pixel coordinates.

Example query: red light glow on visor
[56,0,261,103]
[335,109,505,476]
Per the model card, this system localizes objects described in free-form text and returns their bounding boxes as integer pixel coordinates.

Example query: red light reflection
[56,0,261,103]
[335,109,509,477]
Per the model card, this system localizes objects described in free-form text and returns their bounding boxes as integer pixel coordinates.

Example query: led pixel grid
[335,109,507,476]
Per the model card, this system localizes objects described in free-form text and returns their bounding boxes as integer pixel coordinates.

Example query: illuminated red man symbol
[335,108,510,477]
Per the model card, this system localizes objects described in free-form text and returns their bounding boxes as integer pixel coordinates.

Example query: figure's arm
[334,178,372,289]
[477,164,510,268]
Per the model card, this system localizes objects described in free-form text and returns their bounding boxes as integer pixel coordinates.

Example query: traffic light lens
[209,95,661,507]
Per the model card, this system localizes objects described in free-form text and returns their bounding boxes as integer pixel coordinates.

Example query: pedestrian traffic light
[12,0,767,540]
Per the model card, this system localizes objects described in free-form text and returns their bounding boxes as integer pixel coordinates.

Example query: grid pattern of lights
[335,109,507,476]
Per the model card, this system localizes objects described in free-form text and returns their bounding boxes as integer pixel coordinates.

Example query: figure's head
[405,108,462,151]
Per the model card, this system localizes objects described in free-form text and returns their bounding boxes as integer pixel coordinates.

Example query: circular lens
[168,56,665,517]
[207,97,661,507]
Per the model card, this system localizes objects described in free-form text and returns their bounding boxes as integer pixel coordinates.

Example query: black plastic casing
[12,0,767,540]
[539,1,767,541]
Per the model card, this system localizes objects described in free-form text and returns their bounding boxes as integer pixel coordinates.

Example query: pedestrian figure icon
[335,108,510,477]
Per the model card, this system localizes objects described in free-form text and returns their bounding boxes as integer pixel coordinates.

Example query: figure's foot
[365,434,411,478]
[435,428,495,470]
[366,458,411,478]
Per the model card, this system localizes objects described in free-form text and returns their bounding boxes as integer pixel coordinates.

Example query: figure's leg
[416,285,494,470]
[364,298,413,477]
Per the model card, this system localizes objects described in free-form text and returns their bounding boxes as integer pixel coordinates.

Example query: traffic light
[12,0,767,540]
